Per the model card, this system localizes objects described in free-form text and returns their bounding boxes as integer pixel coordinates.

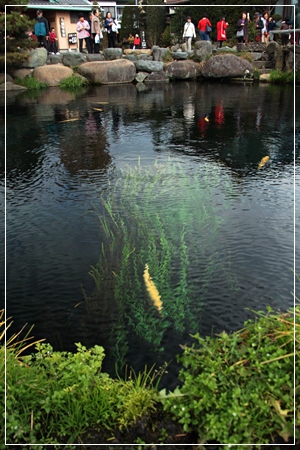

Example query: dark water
[1,81,299,386]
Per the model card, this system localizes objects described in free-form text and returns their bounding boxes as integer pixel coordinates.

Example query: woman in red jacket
[216,16,228,47]
[197,13,212,41]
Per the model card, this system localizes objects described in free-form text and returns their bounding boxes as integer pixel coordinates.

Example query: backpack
[34,20,46,37]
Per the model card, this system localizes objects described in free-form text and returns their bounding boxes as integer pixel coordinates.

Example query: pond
[1,81,299,387]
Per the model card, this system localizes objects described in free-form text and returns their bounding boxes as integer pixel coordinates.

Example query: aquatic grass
[269,69,294,85]
[15,76,47,90]
[59,74,89,90]
[83,159,237,369]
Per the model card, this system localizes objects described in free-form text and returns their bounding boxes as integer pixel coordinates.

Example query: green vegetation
[2,305,299,446]
[1,310,161,447]
[269,69,294,84]
[160,305,299,446]
[82,159,237,370]
[15,76,47,90]
[143,0,167,47]
[59,74,89,90]
[0,4,37,72]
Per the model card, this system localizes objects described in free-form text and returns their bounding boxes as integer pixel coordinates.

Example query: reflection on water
[2,82,298,385]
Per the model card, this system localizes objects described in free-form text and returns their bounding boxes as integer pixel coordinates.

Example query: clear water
[2,81,298,386]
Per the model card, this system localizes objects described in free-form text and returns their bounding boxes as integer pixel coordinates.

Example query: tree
[143,0,167,47]
[120,0,139,41]
[0,1,37,72]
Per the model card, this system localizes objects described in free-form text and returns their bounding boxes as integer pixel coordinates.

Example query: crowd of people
[182,10,299,49]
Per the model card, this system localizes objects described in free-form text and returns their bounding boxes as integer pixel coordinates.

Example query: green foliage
[59,74,89,90]
[144,0,167,47]
[160,25,172,48]
[15,76,47,90]
[160,306,299,445]
[162,49,173,63]
[120,0,138,41]
[83,159,238,371]
[269,69,294,84]
[0,10,37,72]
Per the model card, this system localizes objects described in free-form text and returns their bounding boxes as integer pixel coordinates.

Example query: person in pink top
[197,13,212,41]
[76,13,91,53]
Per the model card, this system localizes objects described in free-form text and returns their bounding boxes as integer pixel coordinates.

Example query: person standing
[91,9,101,53]
[76,14,91,53]
[133,33,141,49]
[197,13,212,41]
[261,11,270,45]
[34,10,49,50]
[49,27,59,54]
[280,17,290,46]
[216,16,228,47]
[182,16,196,52]
[236,12,249,43]
[87,12,93,52]
[105,12,117,48]
[253,12,263,42]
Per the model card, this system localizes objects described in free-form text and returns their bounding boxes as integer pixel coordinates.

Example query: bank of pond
[2,41,299,92]
[1,306,298,448]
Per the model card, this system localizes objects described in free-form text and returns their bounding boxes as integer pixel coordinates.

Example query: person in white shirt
[183,16,196,52]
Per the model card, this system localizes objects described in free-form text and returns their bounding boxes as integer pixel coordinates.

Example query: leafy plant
[15,76,47,90]
[269,69,294,84]
[59,74,89,90]
[160,306,299,446]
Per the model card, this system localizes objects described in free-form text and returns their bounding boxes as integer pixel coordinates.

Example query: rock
[10,69,32,80]
[259,73,271,82]
[172,51,188,60]
[22,48,48,68]
[265,41,280,58]
[170,44,180,52]
[274,45,284,70]
[123,55,137,61]
[103,48,123,60]
[62,51,85,67]
[86,54,105,62]
[152,47,169,61]
[246,52,263,61]
[165,60,201,79]
[144,71,169,83]
[47,54,63,65]
[135,71,148,83]
[0,73,13,83]
[77,59,136,84]
[214,46,237,53]
[136,54,153,61]
[0,82,27,91]
[236,42,266,52]
[202,54,253,78]
[193,41,213,61]
[32,64,74,86]
[123,49,152,56]
[134,60,164,73]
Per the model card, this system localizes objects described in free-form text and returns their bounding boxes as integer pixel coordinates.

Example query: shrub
[15,76,47,90]
[269,69,294,84]
[160,306,299,446]
[59,74,89,90]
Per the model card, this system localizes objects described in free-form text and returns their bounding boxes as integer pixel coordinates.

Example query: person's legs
[187,37,192,51]
[204,32,210,41]
[219,40,223,48]
[200,31,205,40]
[111,33,116,48]
[79,38,83,52]
[86,37,92,53]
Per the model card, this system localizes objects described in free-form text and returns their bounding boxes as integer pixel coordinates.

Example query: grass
[15,76,47,90]
[269,69,294,84]
[59,74,89,90]
[81,159,238,371]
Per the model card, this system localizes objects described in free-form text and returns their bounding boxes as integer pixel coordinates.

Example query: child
[49,27,59,54]
[133,33,141,49]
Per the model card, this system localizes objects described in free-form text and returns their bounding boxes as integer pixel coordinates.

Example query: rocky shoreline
[2,41,299,91]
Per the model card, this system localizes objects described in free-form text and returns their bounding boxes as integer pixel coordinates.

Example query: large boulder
[172,51,188,60]
[202,54,254,78]
[86,54,105,62]
[136,54,153,61]
[144,71,169,83]
[62,51,85,67]
[10,69,31,80]
[135,71,148,83]
[152,46,169,61]
[123,49,152,56]
[32,64,74,86]
[103,48,123,60]
[165,60,202,79]
[0,82,27,91]
[134,60,164,73]
[77,59,136,84]
[193,41,213,61]
[22,48,48,68]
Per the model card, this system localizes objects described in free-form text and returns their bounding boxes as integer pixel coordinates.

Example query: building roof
[27,0,92,10]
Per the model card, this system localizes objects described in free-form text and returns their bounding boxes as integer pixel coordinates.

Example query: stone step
[252,60,274,69]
